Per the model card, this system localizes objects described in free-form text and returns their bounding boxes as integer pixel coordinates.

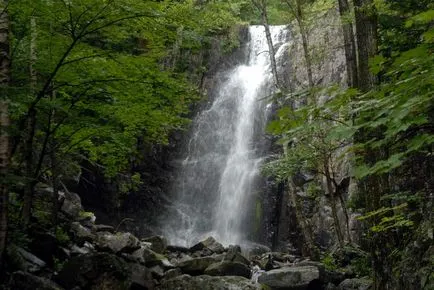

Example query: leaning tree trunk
[284,0,314,101]
[294,0,314,91]
[0,0,11,271]
[337,0,358,88]
[252,0,280,88]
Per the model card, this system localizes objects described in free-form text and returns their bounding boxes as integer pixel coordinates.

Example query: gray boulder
[163,268,183,281]
[177,255,224,275]
[7,245,47,273]
[242,242,271,258]
[132,246,173,268]
[224,245,250,265]
[204,261,251,278]
[190,237,225,254]
[96,231,140,253]
[258,266,320,289]
[11,271,63,290]
[142,235,167,254]
[60,191,83,220]
[338,278,373,290]
[94,224,115,233]
[70,222,95,244]
[129,262,154,290]
[157,274,259,290]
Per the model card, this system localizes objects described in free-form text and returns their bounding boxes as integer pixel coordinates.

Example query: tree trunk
[284,0,314,101]
[284,143,318,259]
[22,17,38,227]
[354,0,377,91]
[353,1,387,288]
[252,0,280,88]
[0,0,10,271]
[294,0,313,91]
[324,157,344,247]
[337,0,358,88]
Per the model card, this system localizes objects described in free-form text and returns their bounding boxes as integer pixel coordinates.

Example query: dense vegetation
[0,0,432,289]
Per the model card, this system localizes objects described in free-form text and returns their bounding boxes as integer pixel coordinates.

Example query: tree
[251,0,280,88]
[337,0,358,87]
[284,0,314,92]
[353,0,377,91]
[0,0,10,271]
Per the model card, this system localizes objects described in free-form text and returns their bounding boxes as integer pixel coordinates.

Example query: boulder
[163,268,183,281]
[242,242,271,258]
[167,245,190,253]
[190,237,225,254]
[258,266,320,289]
[338,278,373,290]
[257,254,274,271]
[94,224,115,233]
[296,260,345,285]
[78,211,97,228]
[70,222,95,244]
[70,244,91,256]
[204,261,251,278]
[11,271,63,290]
[7,245,47,273]
[132,246,173,268]
[177,255,224,275]
[129,262,154,290]
[224,245,250,265]
[59,191,83,220]
[142,236,167,254]
[56,253,131,290]
[157,274,259,290]
[150,265,165,278]
[96,231,140,253]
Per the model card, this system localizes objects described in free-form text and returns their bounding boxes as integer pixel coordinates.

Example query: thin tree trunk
[284,0,314,101]
[294,0,313,91]
[0,0,10,271]
[50,89,58,228]
[22,17,38,227]
[338,192,352,243]
[252,0,280,88]
[337,0,358,88]
[324,157,344,247]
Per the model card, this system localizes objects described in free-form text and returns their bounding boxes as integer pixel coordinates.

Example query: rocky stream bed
[3,187,372,290]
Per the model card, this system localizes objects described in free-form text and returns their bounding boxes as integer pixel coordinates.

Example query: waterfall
[163,26,289,247]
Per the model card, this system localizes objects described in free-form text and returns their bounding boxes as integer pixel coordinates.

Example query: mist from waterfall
[162,26,289,246]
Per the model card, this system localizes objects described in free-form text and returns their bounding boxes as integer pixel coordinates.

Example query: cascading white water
[163,26,289,246]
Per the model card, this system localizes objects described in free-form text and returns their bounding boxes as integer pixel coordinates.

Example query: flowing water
[163,26,289,246]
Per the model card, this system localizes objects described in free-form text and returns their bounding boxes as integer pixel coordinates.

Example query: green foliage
[321,253,338,271]
[55,226,70,246]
